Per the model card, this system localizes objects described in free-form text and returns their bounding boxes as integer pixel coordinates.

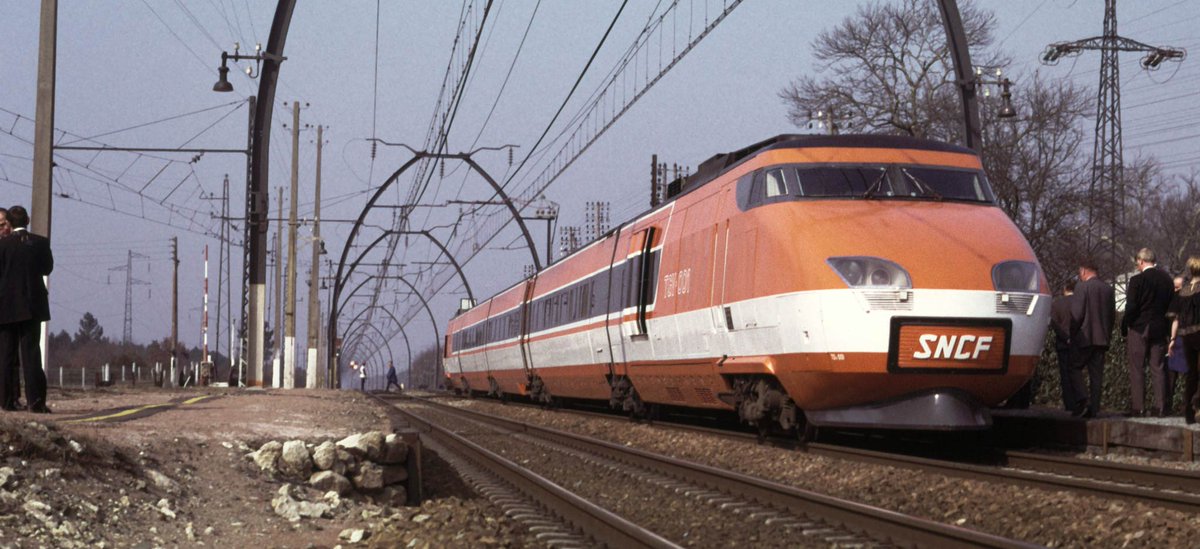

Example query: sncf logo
[912,334,994,361]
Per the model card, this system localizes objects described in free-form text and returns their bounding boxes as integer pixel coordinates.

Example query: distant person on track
[1051,280,1081,412]
[1067,259,1116,419]
[1167,257,1200,425]
[0,206,54,414]
[358,361,367,392]
[385,361,401,392]
[1121,248,1175,417]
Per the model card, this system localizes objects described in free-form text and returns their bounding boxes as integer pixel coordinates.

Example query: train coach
[443,134,1050,437]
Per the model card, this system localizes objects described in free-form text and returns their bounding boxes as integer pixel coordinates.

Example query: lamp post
[210,5,295,388]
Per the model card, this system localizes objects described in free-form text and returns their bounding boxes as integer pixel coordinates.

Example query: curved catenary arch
[311,1,980,387]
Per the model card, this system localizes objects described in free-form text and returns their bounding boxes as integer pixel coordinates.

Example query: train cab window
[793,166,890,197]
[899,167,995,203]
[764,169,787,198]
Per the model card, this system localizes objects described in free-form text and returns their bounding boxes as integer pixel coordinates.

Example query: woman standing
[1167,257,1200,424]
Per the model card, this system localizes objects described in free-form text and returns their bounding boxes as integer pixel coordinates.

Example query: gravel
[451,398,1200,548]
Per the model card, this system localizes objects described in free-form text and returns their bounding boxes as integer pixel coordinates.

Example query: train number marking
[829,353,845,361]
[663,268,691,298]
[912,334,993,361]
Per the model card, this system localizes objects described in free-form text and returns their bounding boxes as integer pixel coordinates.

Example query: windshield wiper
[903,170,943,201]
[861,171,890,199]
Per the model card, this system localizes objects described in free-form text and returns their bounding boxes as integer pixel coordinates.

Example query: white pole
[82,366,86,389]
[58,366,62,388]
[203,244,209,363]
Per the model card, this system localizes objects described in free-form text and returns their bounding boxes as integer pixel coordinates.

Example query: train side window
[749,171,765,207]
[735,173,755,210]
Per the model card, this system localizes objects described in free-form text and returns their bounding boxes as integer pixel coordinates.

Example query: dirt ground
[0,386,521,548]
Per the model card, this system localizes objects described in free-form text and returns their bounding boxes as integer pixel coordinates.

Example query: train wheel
[756,423,771,444]
[646,404,661,424]
[797,419,818,444]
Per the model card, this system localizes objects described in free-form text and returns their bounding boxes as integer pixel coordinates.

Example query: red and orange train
[444,134,1049,435]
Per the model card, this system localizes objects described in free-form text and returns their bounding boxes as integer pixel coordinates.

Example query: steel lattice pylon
[1043,0,1186,274]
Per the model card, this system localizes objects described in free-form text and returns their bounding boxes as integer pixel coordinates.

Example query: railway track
[380,393,1034,548]
[442,394,1200,514]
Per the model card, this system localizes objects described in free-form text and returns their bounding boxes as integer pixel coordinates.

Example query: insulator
[508,147,513,166]
[440,160,445,178]
[370,141,377,160]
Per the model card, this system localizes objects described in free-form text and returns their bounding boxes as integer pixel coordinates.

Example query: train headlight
[827,257,912,288]
[992,260,1040,292]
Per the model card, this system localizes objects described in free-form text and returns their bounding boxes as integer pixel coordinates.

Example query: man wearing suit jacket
[1121,248,1176,416]
[0,206,54,413]
[1051,280,1081,411]
[0,207,18,410]
[1068,259,1116,418]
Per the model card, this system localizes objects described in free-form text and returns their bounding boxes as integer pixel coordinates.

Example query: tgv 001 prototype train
[444,134,1050,435]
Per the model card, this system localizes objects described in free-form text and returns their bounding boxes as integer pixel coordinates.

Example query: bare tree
[1128,169,1200,274]
[981,73,1092,285]
[779,0,1005,141]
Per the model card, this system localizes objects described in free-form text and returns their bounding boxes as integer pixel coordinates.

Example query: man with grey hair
[1121,247,1175,416]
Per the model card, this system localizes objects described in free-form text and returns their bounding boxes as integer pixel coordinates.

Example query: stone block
[380,434,408,464]
[280,440,313,478]
[381,464,408,486]
[336,431,384,460]
[312,441,337,471]
[309,471,352,496]
[352,461,384,491]
[250,441,283,474]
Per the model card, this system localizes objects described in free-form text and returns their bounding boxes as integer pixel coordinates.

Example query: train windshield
[787,165,994,203]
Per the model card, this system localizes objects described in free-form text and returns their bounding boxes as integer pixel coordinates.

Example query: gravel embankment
[450,399,1200,548]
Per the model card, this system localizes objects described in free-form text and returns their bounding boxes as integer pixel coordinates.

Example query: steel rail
[1002,450,1200,494]
[800,443,1200,514]
[442,395,1200,515]
[385,399,680,549]
[408,396,1035,549]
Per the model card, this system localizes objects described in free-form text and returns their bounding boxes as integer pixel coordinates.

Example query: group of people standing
[0,205,54,414]
[1051,248,1200,424]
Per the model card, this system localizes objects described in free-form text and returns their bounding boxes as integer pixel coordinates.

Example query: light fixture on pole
[972,68,1018,120]
[213,43,282,93]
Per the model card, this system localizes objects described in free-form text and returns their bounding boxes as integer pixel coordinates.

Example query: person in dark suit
[1051,280,1080,411]
[0,205,54,413]
[1120,248,1176,416]
[1068,258,1116,418]
[0,207,19,411]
